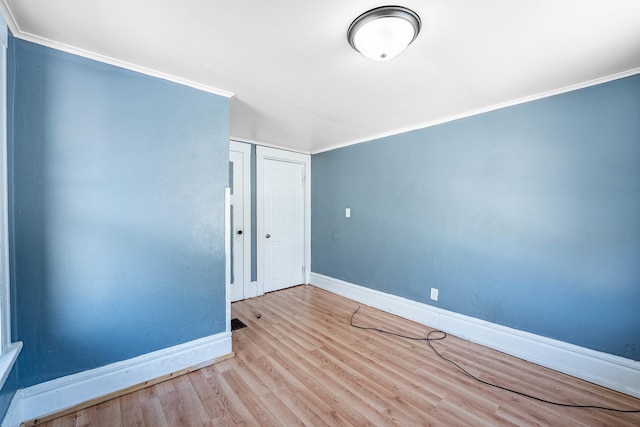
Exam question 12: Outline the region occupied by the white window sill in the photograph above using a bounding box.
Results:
[0,342,22,390]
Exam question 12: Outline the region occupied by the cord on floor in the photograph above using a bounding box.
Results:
[349,306,640,413]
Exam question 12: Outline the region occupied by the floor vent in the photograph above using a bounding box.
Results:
[231,318,247,331]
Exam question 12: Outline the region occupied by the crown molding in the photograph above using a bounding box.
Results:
[230,136,311,155]
[312,67,640,154]
[0,2,233,98]
[0,1,19,36]
[16,31,234,98]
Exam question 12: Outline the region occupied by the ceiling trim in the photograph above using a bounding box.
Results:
[312,67,640,155]
[0,1,234,98]
[0,1,18,34]
[13,32,235,98]
[230,137,311,155]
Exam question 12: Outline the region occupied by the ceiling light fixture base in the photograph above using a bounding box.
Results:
[347,5,421,61]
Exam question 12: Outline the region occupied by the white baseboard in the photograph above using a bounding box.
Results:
[2,332,232,427]
[310,272,640,399]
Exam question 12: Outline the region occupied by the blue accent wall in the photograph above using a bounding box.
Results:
[312,74,640,360]
[0,364,17,421]
[0,17,19,418]
[8,38,230,387]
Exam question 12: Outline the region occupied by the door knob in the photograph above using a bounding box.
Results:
[265,233,271,238]
[237,230,243,235]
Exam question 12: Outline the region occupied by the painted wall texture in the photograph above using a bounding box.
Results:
[0,364,17,421]
[0,16,18,418]
[312,74,640,361]
[8,38,230,387]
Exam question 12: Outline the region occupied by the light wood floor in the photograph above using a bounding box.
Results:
[39,285,640,426]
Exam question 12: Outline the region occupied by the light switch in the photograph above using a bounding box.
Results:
[345,208,351,218]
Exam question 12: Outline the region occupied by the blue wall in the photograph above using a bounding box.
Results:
[8,38,230,387]
[0,364,17,420]
[312,74,640,360]
[0,16,18,418]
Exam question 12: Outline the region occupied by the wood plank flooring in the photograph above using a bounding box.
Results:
[38,285,640,426]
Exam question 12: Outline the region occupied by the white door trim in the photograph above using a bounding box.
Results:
[256,146,310,296]
[224,188,231,330]
[229,141,252,300]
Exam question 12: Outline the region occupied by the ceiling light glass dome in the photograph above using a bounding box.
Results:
[348,6,421,61]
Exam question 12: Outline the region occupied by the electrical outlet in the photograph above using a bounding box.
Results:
[345,208,351,218]
[430,288,439,301]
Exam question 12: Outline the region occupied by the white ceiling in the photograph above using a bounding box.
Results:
[2,1,640,154]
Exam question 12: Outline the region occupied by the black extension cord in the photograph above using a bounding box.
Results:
[349,306,640,414]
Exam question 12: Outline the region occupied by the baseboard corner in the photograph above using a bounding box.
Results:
[3,331,231,427]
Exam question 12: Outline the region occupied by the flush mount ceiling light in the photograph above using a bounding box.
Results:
[347,5,421,61]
